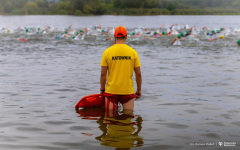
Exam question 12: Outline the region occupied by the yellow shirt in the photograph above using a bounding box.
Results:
[101,44,141,94]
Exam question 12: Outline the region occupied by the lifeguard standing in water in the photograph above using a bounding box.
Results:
[100,26,142,112]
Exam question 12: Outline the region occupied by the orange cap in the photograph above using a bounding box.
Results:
[114,26,127,37]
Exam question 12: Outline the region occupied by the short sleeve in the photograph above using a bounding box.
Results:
[134,52,141,67]
[100,51,108,66]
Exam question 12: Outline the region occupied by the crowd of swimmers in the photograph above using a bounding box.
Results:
[1,24,240,46]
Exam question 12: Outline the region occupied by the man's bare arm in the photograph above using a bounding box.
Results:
[100,66,107,93]
[134,67,142,99]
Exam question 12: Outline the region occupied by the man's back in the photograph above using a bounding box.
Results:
[101,44,141,95]
[100,26,142,111]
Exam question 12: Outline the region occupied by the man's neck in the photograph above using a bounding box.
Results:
[116,39,126,44]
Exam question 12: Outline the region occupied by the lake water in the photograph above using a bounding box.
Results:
[0,15,240,150]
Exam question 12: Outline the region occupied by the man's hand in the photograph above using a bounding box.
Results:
[135,90,141,99]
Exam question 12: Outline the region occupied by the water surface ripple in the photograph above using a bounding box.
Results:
[0,16,240,150]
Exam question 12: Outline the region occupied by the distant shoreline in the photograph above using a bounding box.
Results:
[1,8,240,16]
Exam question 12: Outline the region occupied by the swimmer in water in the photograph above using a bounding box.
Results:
[180,31,191,38]
[167,30,174,35]
[185,29,193,37]
[184,24,189,30]
[129,32,138,39]
[18,26,25,30]
[153,32,159,37]
[97,25,101,29]
[157,24,164,33]
[66,24,73,33]
[180,32,185,40]
[61,32,69,38]
[36,27,41,34]
[145,36,156,40]
[42,26,49,34]
[202,26,209,31]
[83,28,89,33]
[55,33,65,39]
[161,31,168,36]
[79,30,84,35]
[169,24,178,30]
[2,27,9,33]
[100,37,113,41]
[45,25,50,32]
[106,27,113,33]
[68,24,72,29]
[187,26,195,35]
[6,29,11,33]
[153,31,164,37]
[169,24,174,30]
[220,27,226,32]
[211,30,216,35]
[62,24,72,34]
[79,28,90,35]
[72,32,81,40]
[171,35,182,45]
[143,28,151,34]
[25,28,29,34]
[102,29,110,36]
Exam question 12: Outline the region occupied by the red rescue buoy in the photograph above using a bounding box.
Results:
[75,94,105,109]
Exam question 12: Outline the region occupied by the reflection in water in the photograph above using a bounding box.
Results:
[76,108,143,149]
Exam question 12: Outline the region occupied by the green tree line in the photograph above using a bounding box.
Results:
[0,0,240,15]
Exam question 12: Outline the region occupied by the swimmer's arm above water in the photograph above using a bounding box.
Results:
[157,24,164,32]
[171,38,178,45]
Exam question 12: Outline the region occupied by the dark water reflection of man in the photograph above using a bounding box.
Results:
[76,108,144,149]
